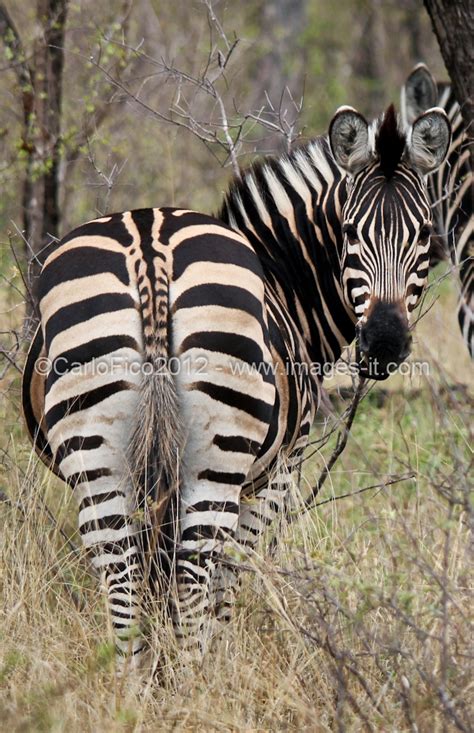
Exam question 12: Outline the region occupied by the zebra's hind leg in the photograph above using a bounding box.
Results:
[172,483,242,657]
[63,455,147,671]
[45,380,149,672]
[168,270,276,656]
[170,376,274,656]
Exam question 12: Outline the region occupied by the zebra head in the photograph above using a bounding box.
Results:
[329,104,451,379]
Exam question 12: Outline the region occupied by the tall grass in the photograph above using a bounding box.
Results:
[0,278,472,731]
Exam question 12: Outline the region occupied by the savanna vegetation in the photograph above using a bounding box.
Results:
[0,1,472,730]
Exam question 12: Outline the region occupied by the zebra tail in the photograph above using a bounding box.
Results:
[129,275,182,588]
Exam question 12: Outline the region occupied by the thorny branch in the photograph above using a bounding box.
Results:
[66,0,304,175]
[310,473,415,508]
[85,135,128,216]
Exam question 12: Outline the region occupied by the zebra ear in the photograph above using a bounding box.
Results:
[329,106,372,175]
[406,107,451,175]
[401,64,438,127]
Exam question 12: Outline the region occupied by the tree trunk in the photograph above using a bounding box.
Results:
[423,0,473,168]
[351,0,387,119]
[0,1,68,325]
[22,0,68,325]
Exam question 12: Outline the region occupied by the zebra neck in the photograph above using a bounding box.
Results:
[430,86,472,262]
[218,139,356,367]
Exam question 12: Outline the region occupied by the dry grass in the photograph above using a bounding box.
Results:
[0,271,472,732]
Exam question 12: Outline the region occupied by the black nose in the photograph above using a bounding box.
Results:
[359,301,412,379]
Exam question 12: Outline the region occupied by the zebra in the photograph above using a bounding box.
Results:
[22,103,450,671]
[401,63,473,357]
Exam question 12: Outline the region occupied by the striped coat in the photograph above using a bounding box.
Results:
[22,104,450,668]
[401,63,473,357]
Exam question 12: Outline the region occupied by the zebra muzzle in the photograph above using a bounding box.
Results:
[357,301,412,380]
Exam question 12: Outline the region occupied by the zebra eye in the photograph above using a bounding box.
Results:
[343,223,359,244]
[418,224,432,242]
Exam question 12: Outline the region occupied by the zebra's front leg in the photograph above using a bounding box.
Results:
[212,457,293,624]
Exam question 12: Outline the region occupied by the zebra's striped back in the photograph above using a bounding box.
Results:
[220,136,354,368]
[402,64,473,357]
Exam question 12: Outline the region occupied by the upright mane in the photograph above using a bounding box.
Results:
[375,104,406,179]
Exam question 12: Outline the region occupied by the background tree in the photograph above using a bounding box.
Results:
[423,0,473,171]
[0,4,472,730]
[0,0,67,324]
[0,0,132,325]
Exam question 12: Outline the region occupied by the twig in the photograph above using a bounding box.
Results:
[308,473,415,509]
[0,343,22,374]
[7,230,39,325]
[304,375,366,511]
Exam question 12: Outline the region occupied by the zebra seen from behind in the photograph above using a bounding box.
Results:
[401,63,473,357]
[22,103,450,672]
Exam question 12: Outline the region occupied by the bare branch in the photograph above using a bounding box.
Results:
[74,1,305,174]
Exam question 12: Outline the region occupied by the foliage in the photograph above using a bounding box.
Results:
[0,0,448,239]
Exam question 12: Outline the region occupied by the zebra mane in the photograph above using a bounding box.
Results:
[375,104,406,180]
[218,135,333,227]
[221,105,409,225]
